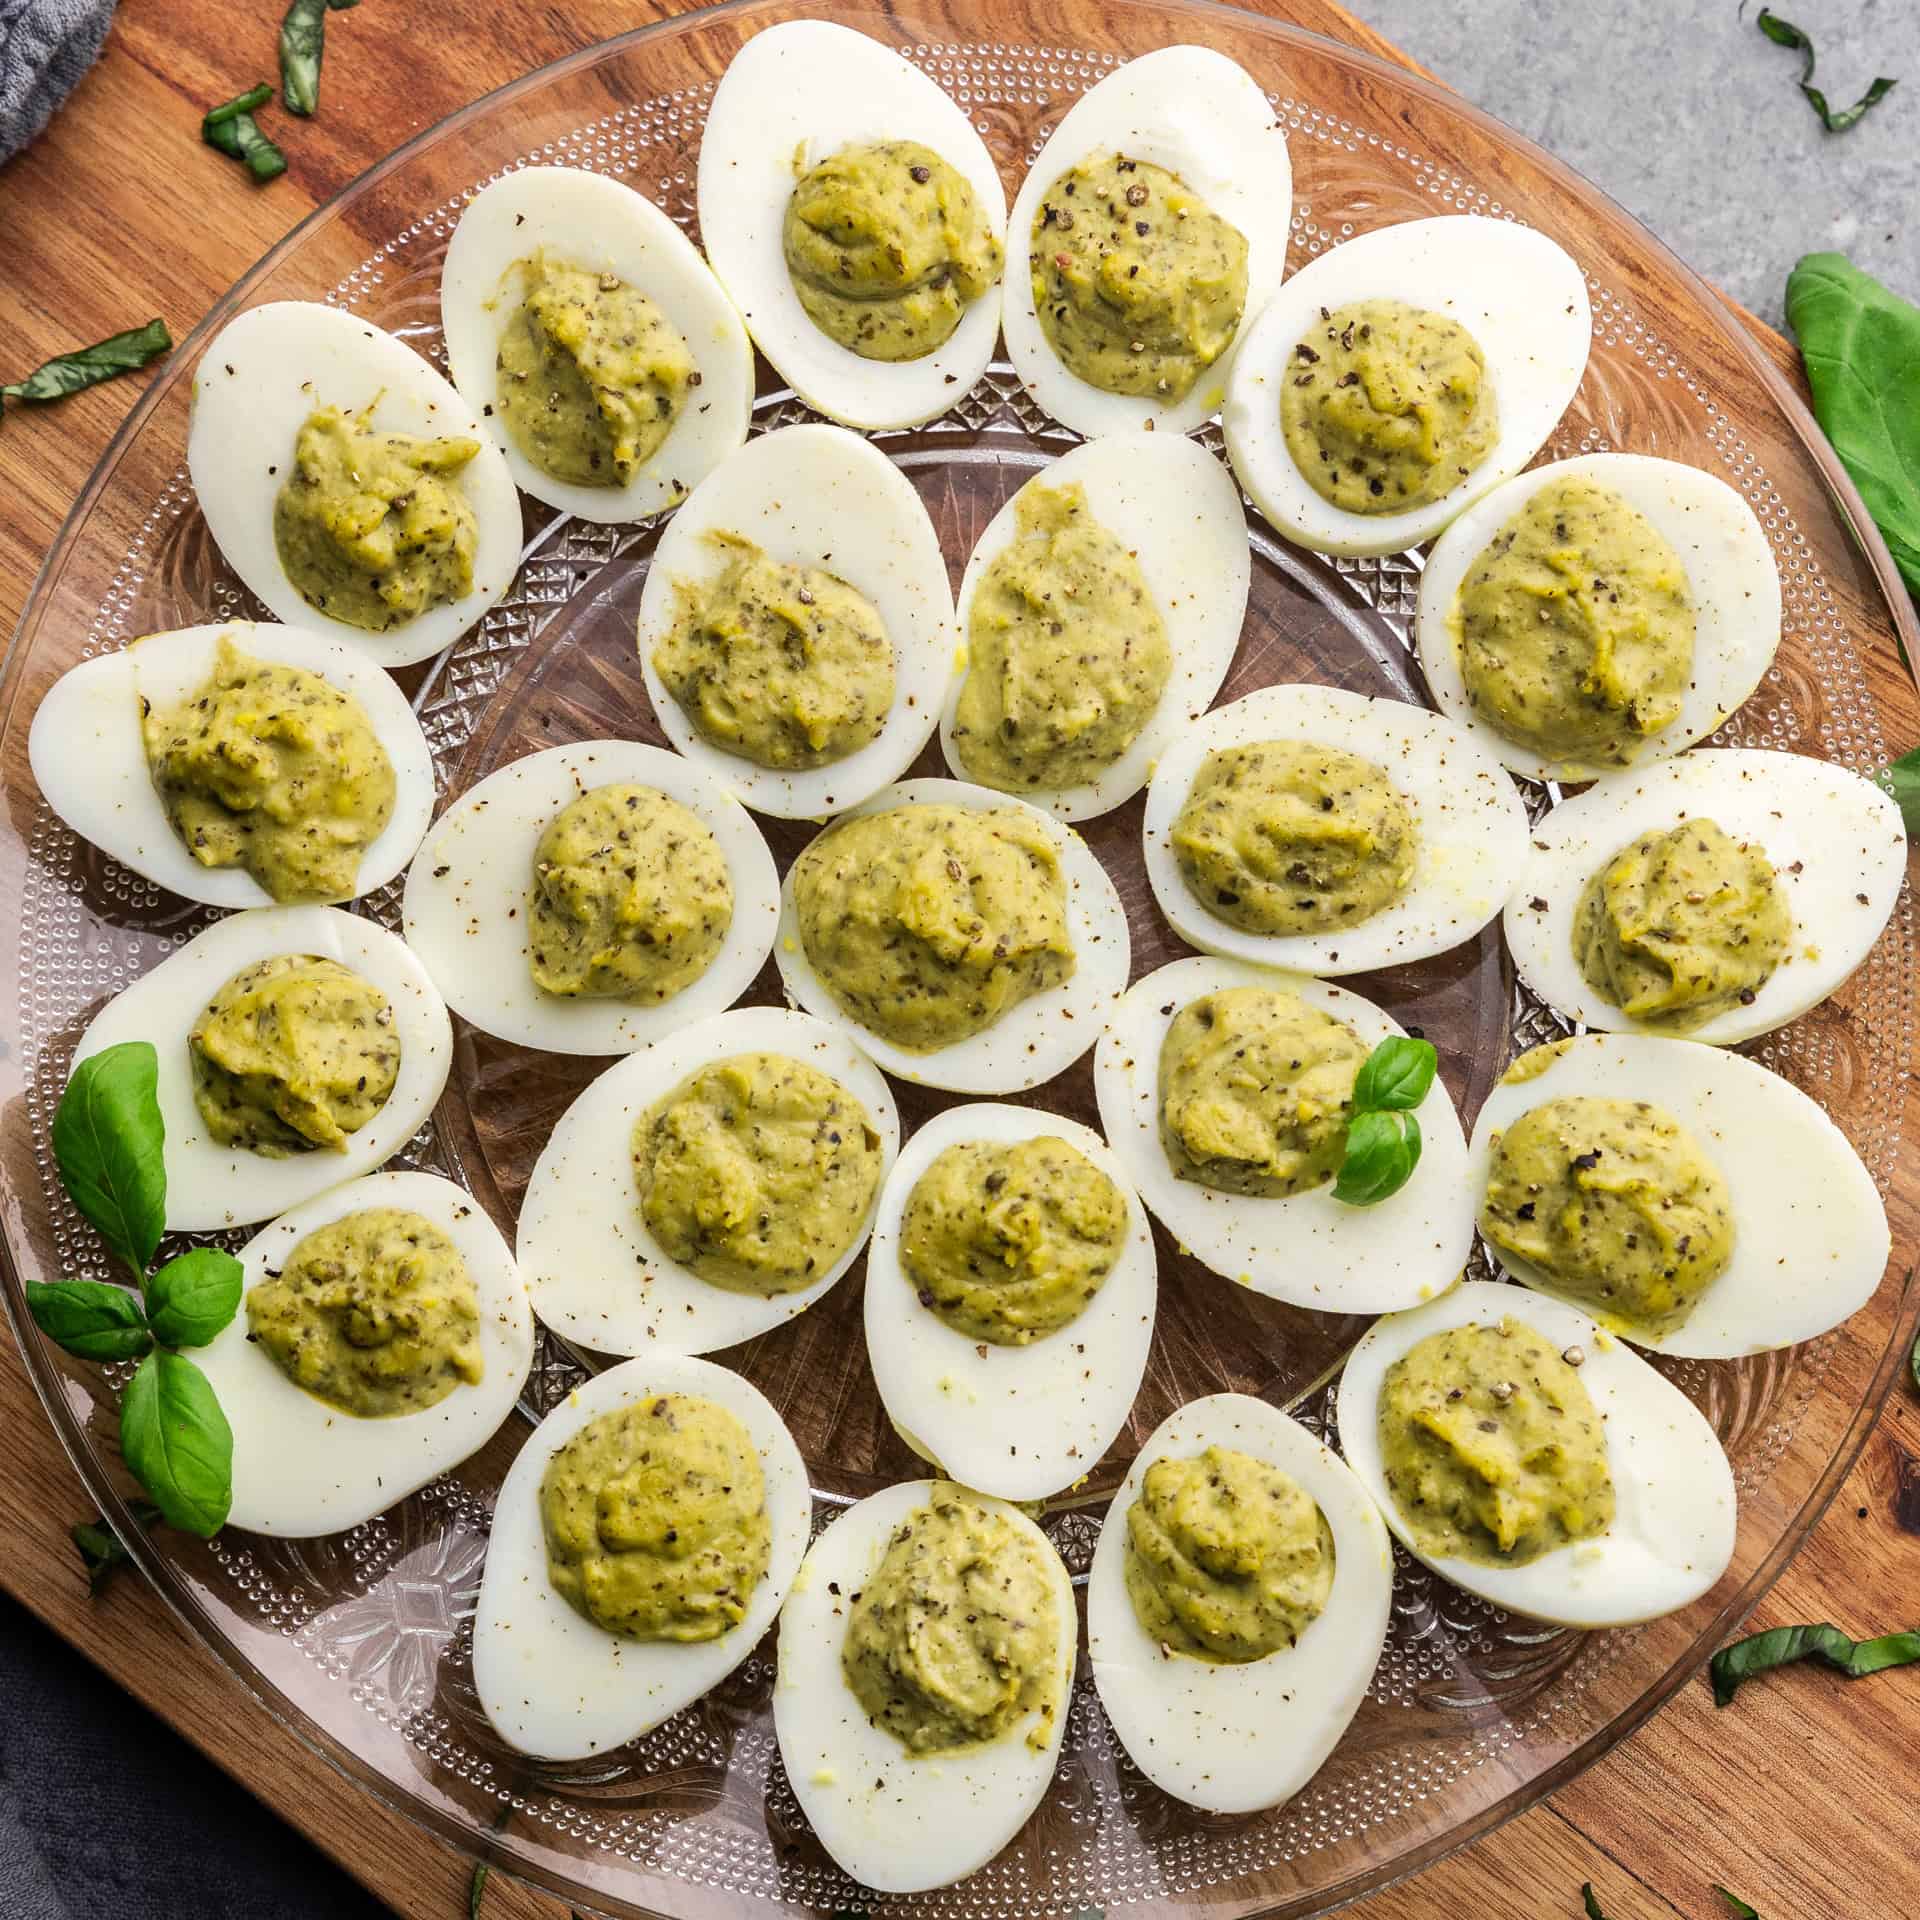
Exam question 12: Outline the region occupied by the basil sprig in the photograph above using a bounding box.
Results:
[203,84,288,181]
[1709,1619,1920,1705]
[0,320,172,422]
[1756,10,1897,133]
[280,0,359,118]
[71,1501,162,1595]
[27,1043,239,1539]
[1333,1035,1437,1206]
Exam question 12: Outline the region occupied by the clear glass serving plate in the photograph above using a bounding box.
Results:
[2,3,1916,1915]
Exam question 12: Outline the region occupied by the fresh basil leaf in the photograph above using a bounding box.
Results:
[145,1248,244,1349]
[1786,253,1920,603]
[25,1278,152,1362]
[1581,1888,1610,1920]
[52,1043,167,1280]
[202,87,288,181]
[1756,10,1897,131]
[1715,1890,1761,1919]
[1878,746,1920,835]
[70,1500,162,1596]
[0,319,173,419]
[118,1350,232,1537]
[1352,1035,1438,1113]
[1709,1619,1920,1705]
[1334,1107,1422,1206]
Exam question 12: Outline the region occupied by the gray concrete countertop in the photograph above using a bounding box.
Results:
[1347,0,1918,326]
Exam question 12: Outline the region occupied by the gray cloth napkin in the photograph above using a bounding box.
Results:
[0,0,115,164]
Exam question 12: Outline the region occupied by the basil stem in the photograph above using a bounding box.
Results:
[1710,1620,1920,1706]
[144,1247,245,1350]
[118,1350,233,1537]
[1756,11,1897,132]
[0,319,172,420]
[25,1277,152,1362]
[52,1042,167,1281]
[70,1500,162,1595]
[202,86,288,181]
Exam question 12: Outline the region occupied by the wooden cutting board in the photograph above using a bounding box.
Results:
[2,4,1916,1916]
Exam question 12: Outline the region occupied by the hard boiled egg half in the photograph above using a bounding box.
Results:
[197,1171,531,1536]
[939,434,1250,821]
[473,1351,810,1760]
[517,1005,898,1355]
[29,621,434,908]
[1087,1393,1390,1813]
[440,165,752,521]
[1004,46,1292,437]
[1337,1280,1737,1628]
[774,1480,1076,1893]
[1416,453,1781,783]
[71,904,451,1232]
[634,424,955,818]
[864,1103,1157,1501]
[1142,682,1528,974]
[697,21,1007,430]
[1224,216,1590,557]
[1470,1034,1890,1357]
[401,739,778,1055]
[187,302,522,668]
[1093,955,1474,1310]
[1504,746,1904,1045]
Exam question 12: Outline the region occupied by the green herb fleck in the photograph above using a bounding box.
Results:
[1756,10,1897,131]
[203,84,287,181]
[0,320,172,421]
[70,1501,162,1595]
[1334,1036,1436,1205]
[1710,1619,1920,1706]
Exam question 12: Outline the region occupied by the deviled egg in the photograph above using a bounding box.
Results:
[774,1480,1075,1893]
[440,166,753,522]
[1087,1393,1390,1813]
[1337,1280,1737,1628]
[401,740,778,1055]
[697,21,1007,430]
[1224,215,1590,557]
[197,1171,532,1536]
[29,621,433,909]
[1416,452,1781,783]
[1004,46,1291,438]
[70,905,451,1232]
[635,423,955,818]
[1504,746,1904,1044]
[864,1103,1156,1501]
[1094,955,1473,1310]
[940,434,1250,820]
[1470,1034,1890,1357]
[518,1005,898,1355]
[1142,682,1528,973]
[187,302,522,667]
[473,1351,810,1759]
[775,777,1131,1093]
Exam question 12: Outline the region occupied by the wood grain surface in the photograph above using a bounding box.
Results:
[1,4,1915,1917]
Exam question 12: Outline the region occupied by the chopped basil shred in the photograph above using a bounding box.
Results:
[0,319,172,421]
[1756,9,1898,131]
[1710,1619,1920,1705]
[1717,1890,1762,1919]
[203,84,287,181]
[279,0,359,117]
[1581,1889,1609,1920]
[1334,1035,1438,1206]
[70,1501,162,1596]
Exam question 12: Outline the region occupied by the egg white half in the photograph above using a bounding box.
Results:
[1086,1392,1390,1813]
[1470,1032,1890,1357]
[473,1351,811,1760]
[187,302,523,667]
[1004,46,1292,438]
[401,739,778,1055]
[70,905,451,1232]
[940,434,1250,821]
[1093,955,1473,1310]
[864,1103,1157,1501]
[28,621,434,909]
[196,1170,531,1536]
[1142,682,1528,973]
[1337,1279,1736,1627]
[440,165,752,521]
[1416,453,1782,783]
[518,1005,899,1356]
[1224,215,1591,557]
[696,21,1007,430]
[634,424,955,818]
[1505,747,1905,1045]
[774,777,1132,1093]
[774,1480,1076,1893]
